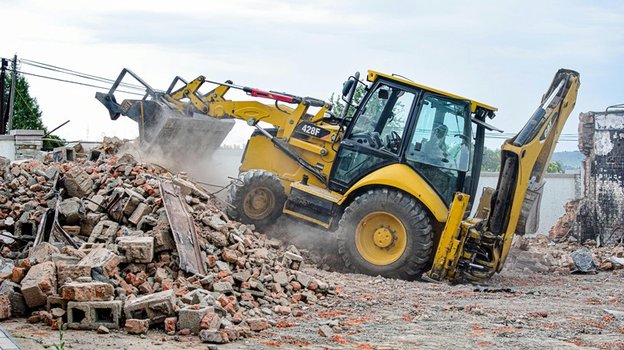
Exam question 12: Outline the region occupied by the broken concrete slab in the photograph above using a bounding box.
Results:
[123,289,176,325]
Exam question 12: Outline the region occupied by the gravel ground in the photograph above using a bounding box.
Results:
[3,267,623,350]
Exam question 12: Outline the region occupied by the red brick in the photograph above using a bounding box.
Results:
[164,317,177,335]
[11,267,26,283]
[200,311,221,331]
[60,281,113,301]
[0,295,11,319]
[125,318,149,334]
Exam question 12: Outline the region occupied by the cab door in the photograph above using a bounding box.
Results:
[329,81,418,192]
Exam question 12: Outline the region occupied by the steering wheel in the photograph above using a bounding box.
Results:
[351,131,384,149]
[383,131,402,153]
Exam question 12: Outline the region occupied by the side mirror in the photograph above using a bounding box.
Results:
[342,78,355,97]
[378,89,389,100]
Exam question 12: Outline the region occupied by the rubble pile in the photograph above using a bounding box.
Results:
[0,144,335,344]
[506,234,624,274]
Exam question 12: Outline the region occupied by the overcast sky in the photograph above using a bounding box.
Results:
[2,0,623,151]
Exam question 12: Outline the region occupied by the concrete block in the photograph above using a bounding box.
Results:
[88,220,119,244]
[123,289,176,325]
[178,306,211,334]
[20,261,57,308]
[61,281,113,301]
[67,300,122,330]
[117,236,154,263]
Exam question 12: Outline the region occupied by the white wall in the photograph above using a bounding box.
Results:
[473,172,582,235]
[0,136,15,161]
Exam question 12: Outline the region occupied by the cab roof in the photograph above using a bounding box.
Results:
[368,70,497,113]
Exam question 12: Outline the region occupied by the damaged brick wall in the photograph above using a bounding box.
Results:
[575,106,624,245]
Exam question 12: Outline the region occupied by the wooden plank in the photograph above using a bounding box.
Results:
[159,181,206,275]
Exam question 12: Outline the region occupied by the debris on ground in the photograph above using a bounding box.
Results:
[0,140,335,344]
[505,234,623,274]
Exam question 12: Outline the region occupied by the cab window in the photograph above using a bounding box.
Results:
[407,95,471,171]
[348,84,415,154]
[406,94,471,204]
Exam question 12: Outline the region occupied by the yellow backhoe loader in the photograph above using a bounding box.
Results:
[96,68,579,283]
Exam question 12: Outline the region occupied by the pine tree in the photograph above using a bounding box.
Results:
[3,72,45,131]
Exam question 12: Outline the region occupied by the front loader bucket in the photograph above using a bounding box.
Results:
[95,68,235,167]
[142,108,235,161]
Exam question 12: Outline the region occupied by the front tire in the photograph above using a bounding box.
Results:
[336,188,433,280]
[227,170,286,229]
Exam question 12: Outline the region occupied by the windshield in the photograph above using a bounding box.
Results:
[406,94,471,172]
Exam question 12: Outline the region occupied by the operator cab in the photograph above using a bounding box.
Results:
[329,71,498,207]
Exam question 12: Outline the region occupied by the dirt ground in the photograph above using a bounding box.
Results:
[3,266,623,350]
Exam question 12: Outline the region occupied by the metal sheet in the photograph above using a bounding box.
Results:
[160,181,206,275]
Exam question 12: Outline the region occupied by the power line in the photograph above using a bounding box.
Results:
[19,58,147,91]
[17,70,146,96]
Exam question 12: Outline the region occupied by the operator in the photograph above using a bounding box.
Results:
[422,124,449,164]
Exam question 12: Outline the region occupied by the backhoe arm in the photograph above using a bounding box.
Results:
[428,69,580,283]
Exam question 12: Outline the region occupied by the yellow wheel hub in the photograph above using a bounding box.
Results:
[373,227,393,248]
[243,187,275,220]
[355,211,407,266]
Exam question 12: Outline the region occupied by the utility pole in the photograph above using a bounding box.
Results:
[0,58,6,134]
[6,54,17,133]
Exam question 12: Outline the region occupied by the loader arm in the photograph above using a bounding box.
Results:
[428,69,580,283]
[96,69,338,182]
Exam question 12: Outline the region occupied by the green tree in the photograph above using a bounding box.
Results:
[481,147,501,172]
[329,84,366,119]
[547,161,565,174]
[3,69,63,148]
[3,72,45,130]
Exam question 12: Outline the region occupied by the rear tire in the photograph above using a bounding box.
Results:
[227,170,286,230]
[336,188,433,280]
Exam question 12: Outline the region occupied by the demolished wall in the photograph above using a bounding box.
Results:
[574,107,624,245]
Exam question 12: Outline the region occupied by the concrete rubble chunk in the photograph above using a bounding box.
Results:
[116,236,154,263]
[200,329,229,344]
[178,305,211,334]
[58,197,83,224]
[123,289,176,325]
[63,166,93,198]
[77,248,120,278]
[57,264,92,287]
[0,280,27,317]
[88,220,119,244]
[20,261,57,308]
[29,242,60,263]
[128,203,151,225]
